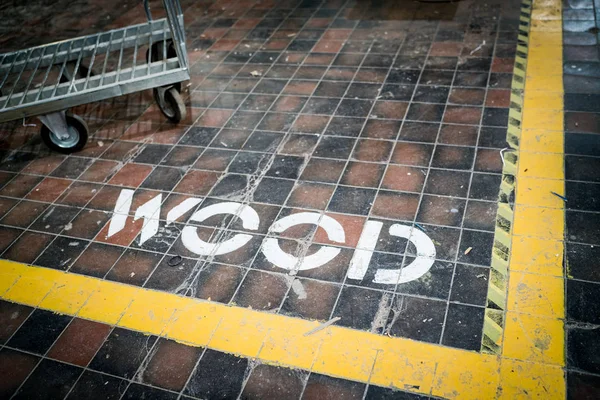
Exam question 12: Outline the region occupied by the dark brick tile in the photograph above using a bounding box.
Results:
[457,229,494,267]
[8,309,71,355]
[567,279,600,325]
[35,236,88,271]
[450,264,489,306]
[50,157,92,179]
[567,371,600,400]
[66,371,127,400]
[416,195,465,227]
[281,279,341,321]
[0,348,39,399]
[241,364,307,400]
[442,303,485,350]
[386,294,446,343]
[365,385,428,399]
[185,349,248,399]
[233,270,289,310]
[0,301,32,344]
[122,383,177,400]
[12,359,81,400]
[425,169,471,197]
[302,373,366,400]
[90,327,157,379]
[141,338,202,391]
[29,205,79,234]
[140,166,184,191]
[70,242,123,278]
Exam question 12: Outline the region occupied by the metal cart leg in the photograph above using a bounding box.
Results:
[38,110,89,154]
[147,40,186,123]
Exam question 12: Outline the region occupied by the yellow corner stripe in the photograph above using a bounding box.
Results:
[499,0,565,398]
[0,261,499,399]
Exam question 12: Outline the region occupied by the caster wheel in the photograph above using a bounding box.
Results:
[154,86,186,123]
[41,114,88,154]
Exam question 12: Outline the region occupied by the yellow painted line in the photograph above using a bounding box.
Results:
[0,0,567,398]
[0,261,500,399]
[498,0,566,398]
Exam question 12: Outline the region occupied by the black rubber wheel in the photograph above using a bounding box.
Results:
[154,86,186,123]
[40,114,88,154]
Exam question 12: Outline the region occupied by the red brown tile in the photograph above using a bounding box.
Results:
[313,39,344,53]
[283,80,318,96]
[314,213,366,248]
[106,249,163,286]
[340,162,385,188]
[3,231,54,264]
[443,106,482,125]
[417,195,465,227]
[485,89,511,108]
[323,29,352,40]
[287,182,335,210]
[1,200,48,228]
[70,242,123,278]
[291,115,330,134]
[108,163,153,188]
[101,141,141,161]
[21,155,65,175]
[25,177,72,202]
[281,279,341,321]
[430,42,463,56]
[141,338,202,391]
[173,170,221,196]
[0,197,17,219]
[491,57,514,73]
[67,209,111,240]
[47,319,111,366]
[95,217,143,247]
[300,158,346,183]
[80,160,120,183]
[196,109,234,128]
[0,348,39,398]
[475,148,503,173]
[449,88,486,106]
[0,301,32,344]
[0,226,21,253]
[439,124,478,146]
[352,139,393,162]
[57,182,102,207]
[391,142,434,166]
[382,165,426,192]
[371,101,408,120]
[361,119,401,140]
[372,190,420,220]
[0,174,42,198]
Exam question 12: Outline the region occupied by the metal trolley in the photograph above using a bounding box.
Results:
[0,0,190,153]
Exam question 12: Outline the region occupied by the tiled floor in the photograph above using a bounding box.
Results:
[563,0,600,398]
[0,0,581,398]
[1,305,434,399]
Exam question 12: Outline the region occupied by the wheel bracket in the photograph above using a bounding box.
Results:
[38,111,70,141]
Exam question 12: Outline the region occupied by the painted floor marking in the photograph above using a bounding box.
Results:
[108,190,438,282]
[0,0,566,398]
